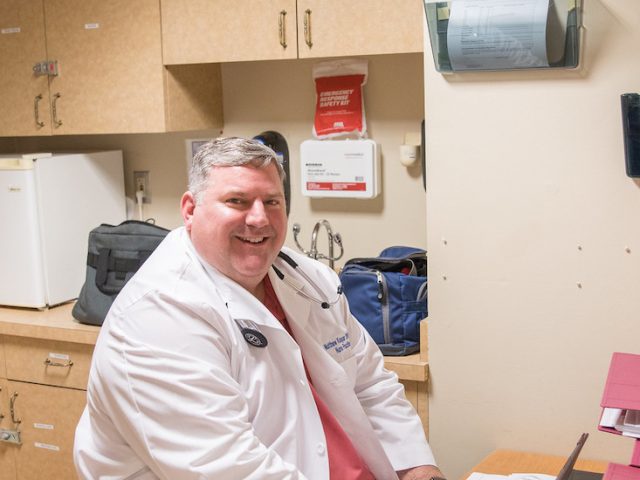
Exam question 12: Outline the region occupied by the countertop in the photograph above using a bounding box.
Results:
[0,302,99,345]
[0,303,428,382]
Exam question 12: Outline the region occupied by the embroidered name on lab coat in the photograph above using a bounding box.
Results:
[323,332,351,354]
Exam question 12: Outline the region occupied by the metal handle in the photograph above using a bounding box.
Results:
[0,386,4,420]
[34,94,45,128]
[278,10,287,48]
[52,92,62,127]
[9,393,20,425]
[44,358,74,368]
[303,9,313,48]
[293,221,344,270]
[292,223,312,257]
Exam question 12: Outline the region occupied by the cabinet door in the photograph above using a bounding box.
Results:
[0,379,18,480]
[43,0,167,134]
[297,0,424,59]
[10,381,85,480]
[0,0,52,136]
[161,0,298,64]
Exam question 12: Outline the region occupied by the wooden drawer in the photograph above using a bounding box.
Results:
[10,381,85,480]
[0,378,18,480]
[3,337,93,390]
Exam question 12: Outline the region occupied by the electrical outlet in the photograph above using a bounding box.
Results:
[133,171,151,203]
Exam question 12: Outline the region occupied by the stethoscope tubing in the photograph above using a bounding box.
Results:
[274,251,342,309]
[235,251,344,348]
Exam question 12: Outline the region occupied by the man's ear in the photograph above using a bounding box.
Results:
[181,191,196,231]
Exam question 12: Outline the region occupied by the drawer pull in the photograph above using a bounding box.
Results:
[304,9,313,48]
[34,94,45,128]
[9,393,20,425]
[52,92,62,127]
[44,358,74,368]
[279,10,287,48]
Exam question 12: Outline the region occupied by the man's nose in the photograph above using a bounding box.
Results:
[246,200,269,227]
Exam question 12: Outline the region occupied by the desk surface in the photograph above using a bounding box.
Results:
[468,449,608,477]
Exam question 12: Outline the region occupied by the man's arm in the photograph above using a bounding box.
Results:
[398,464,446,480]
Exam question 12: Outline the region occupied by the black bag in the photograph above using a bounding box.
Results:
[72,220,170,326]
[339,246,427,356]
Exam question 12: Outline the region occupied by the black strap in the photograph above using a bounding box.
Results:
[88,249,153,294]
[87,251,150,274]
[94,248,113,293]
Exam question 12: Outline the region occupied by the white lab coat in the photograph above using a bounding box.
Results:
[74,227,435,479]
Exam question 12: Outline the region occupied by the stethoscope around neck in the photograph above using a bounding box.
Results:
[272,251,343,310]
[234,251,343,348]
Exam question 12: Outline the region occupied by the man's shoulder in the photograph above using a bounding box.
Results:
[109,228,224,317]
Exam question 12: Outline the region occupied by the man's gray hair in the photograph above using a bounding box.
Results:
[188,137,286,204]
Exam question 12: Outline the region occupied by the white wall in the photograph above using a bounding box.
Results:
[424,1,640,477]
[10,53,426,264]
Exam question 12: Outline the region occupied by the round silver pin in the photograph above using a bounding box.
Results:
[241,328,268,348]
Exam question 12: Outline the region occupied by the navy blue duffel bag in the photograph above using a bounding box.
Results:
[339,246,427,356]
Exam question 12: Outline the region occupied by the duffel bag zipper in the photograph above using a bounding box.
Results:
[375,270,391,345]
[343,269,391,345]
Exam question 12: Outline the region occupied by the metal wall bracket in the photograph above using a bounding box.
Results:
[0,429,21,445]
[33,60,59,76]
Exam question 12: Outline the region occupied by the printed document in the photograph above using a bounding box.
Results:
[467,473,556,480]
[447,0,550,70]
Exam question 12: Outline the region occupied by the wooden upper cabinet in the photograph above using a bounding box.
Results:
[0,0,223,137]
[296,0,424,59]
[161,0,423,65]
[0,0,52,136]
[44,0,167,134]
[161,0,298,64]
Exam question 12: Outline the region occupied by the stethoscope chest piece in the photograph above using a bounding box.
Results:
[241,328,268,348]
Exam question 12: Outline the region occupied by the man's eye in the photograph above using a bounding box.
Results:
[226,198,244,205]
[266,199,281,206]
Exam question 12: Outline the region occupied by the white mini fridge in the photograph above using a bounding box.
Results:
[0,151,126,309]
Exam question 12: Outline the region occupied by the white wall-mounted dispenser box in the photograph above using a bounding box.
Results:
[300,139,380,198]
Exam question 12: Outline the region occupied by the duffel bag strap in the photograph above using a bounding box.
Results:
[94,248,112,291]
[88,249,153,291]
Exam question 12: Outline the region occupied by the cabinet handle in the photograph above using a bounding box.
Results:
[304,9,313,48]
[9,393,20,425]
[279,10,287,48]
[0,387,3,420]
[44,358,74,368]
[34,94,45,128]
[52,92,62,127]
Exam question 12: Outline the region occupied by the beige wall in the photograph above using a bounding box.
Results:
[9,53,426,265]
[424,1,640,477]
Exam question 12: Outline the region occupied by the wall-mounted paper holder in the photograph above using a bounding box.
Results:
[423,0,582,73]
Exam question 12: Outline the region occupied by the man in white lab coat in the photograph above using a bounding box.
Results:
[74,137,445,480]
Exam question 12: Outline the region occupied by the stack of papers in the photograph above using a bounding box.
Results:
[599,408,640,438]
[467,473,556,480]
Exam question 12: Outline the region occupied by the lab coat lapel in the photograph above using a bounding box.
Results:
[268,268,312,330]
[291,317,398,479]
[268,267,398,479]
[209,270,280,329]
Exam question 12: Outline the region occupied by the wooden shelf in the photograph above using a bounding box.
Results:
[384,353,429,382]
[383,320,430,382]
